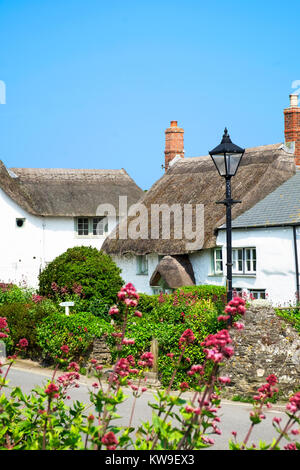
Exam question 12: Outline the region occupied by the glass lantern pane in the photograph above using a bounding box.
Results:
[211,154,226,176]
[225,153,243,176]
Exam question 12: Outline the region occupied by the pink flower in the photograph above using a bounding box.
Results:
[218,376,231,384]
[0,332,8,339]
[60,345,69,355]
[0,317,8,329]
[272,417,282,425]
[286,392,300,414]
[101,431,118,450]
[233,322,244,330]
[45,383,59,396]
[122,338,135,345]
[284,443,297,450]
[17,338,28,349]
[218,315,230,322]
[109,306,119,315]
[117,291,126,301]
[51,282,59,292]
[134,310,142,318]
[68,361,80,372]
[179,329,195,346]
[266,374,278,386]
[138,352,154,368]
[32,294,44,303]
[179,382,189,391]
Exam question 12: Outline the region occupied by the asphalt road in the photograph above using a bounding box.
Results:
[3,364,300,450]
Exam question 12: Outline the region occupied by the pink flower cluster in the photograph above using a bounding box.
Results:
[218,296,246,327]
[45,382,59,398]
[17,338,28,349]
[57,371,80,394]
[201,329,234,363]
[286,391,300,414]
[253,374,278,402]
[60,345,70,355]
[117,283,140,308]
[101,431,118,450]
[138,352,154,368]
[187,364,204,377]
[32,294,44,303]
[0,317,9,339]
[179,329,195,348]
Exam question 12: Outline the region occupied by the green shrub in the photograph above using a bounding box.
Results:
[122,298,220,388]
[0,300,56,358]
[38,246,124,307]
[0,284,34,306]
[176,285,227,316]
[36,312,114,365]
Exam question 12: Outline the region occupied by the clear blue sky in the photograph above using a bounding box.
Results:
[0,0,299,190]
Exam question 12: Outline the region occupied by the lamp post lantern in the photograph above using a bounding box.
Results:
[209,128,245,314]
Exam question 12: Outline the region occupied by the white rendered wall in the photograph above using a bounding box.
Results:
[0,188,118,289]
[111,253,159,294]
[189,227,298,306]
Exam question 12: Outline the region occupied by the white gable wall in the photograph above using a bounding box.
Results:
[0,188,118,289]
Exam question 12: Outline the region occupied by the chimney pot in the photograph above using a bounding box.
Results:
[290,94,299,108]
[170,120,178,127]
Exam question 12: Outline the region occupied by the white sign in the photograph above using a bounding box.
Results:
[59,301,74,316]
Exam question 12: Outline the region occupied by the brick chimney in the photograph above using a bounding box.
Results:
[284,94,300,166]
[164,121,184,171]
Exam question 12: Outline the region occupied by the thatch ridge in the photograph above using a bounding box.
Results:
[0,163,144,216]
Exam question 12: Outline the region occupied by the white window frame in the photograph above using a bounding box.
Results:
[249,289,265,299]
[244,248,256,274]
[75,217,108,238]
[232,248,244,274]
[136,255,148,275]
[213,248,223,274]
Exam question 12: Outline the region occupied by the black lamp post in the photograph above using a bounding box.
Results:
[209,128,245,311]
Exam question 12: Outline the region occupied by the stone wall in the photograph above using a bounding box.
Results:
[90,335,112,365]
[220,302,300,399]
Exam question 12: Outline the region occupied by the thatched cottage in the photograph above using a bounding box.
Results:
[103,94,300,306]
[0,163,143,287]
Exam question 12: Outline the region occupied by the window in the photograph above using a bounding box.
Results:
[249,289,265,300]
[245,248,256,273]
[213,247,257,275]
[232,249,243,273]
[76,217,108,237]
[233,287,266,300]
[93,217,104,235]
[77,217,89,236]
[136,255,148,275]
[213,248,223,273]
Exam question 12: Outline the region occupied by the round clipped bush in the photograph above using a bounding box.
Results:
[38,246,124,307]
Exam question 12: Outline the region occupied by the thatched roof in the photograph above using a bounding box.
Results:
[150,255,195,288]
[103,143,296,255]
[0,163,143,216]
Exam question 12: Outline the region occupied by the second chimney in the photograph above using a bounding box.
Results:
[164,121,184,171]
[284,94,300,166]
